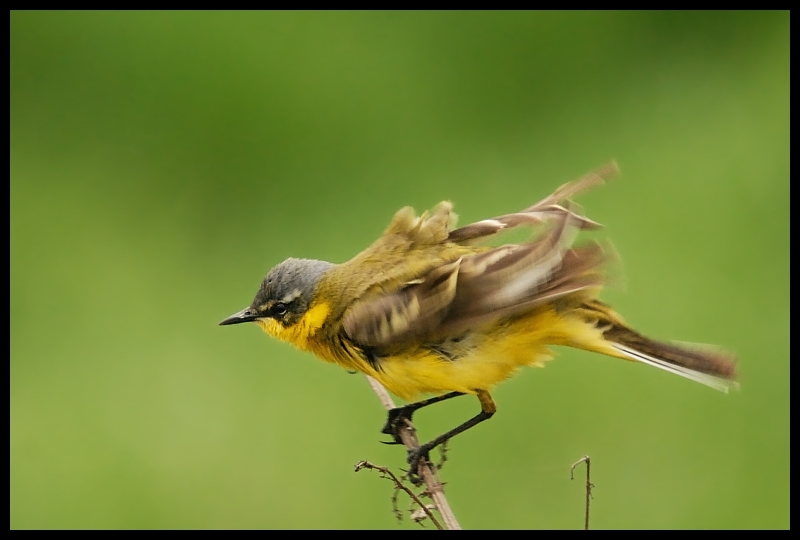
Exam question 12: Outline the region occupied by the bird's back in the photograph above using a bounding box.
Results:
[318,201,479,328]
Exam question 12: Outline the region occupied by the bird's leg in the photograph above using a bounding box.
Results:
[406,390,497,484]
[381,391,465,445]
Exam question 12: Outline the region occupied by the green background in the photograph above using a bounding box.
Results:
[11,11,789,529]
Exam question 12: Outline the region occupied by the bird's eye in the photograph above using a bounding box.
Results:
[273,303,287,317]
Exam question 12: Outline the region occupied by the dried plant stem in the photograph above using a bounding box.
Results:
[364,375,462,530]
[570,455,593,530]
[354,460,443,530]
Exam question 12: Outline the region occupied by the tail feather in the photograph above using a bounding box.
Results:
[605,325,738,393]
[572,300,739,392]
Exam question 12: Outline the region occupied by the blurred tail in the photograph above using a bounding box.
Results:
[604,325,738,392]
[574,300,738,392]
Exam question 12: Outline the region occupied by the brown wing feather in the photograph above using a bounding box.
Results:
[343,209,609,348]
[342,164,616,349]
[447,161,618,244]
[342,258,461,347]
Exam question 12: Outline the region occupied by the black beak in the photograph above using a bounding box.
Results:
[219,307,258,326]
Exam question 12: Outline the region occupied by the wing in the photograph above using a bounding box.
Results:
[343,208,609,348]
[330,162,618,314]
[341,163,616,348]
[447,161,618,244]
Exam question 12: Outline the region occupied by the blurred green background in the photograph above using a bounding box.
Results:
[11,11,788,529]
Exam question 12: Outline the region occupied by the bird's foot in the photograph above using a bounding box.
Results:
[406,443,434,486]
[380,406,415,445]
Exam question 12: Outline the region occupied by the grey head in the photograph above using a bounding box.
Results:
[219,258,337,327]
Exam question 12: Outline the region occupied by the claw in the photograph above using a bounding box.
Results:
[380,406,414,444]
[406,445,432,486]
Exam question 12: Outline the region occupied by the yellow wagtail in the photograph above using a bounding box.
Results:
[220,163,737,477]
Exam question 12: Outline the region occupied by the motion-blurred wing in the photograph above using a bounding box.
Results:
[343,210,609,348]
[447,161,618,244]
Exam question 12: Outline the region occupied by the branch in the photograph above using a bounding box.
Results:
[570,455,593,530]
[363,375,462,530]
[354,460,443,530]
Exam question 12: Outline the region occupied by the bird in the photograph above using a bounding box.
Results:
[220,162,737,480]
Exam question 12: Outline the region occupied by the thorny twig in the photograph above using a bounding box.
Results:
[570,455,593,530]
[435,440,449,470]
[354,460,444,530]
[362,376,462,530]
